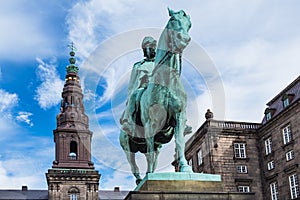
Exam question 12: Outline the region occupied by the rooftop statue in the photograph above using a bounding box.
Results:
[120,8,192,185]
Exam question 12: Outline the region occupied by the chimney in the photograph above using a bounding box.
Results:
[114,187,120,192]
[22,186,28,191]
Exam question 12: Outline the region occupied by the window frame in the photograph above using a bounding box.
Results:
[267,160,275,171]
[270,182,279,200]
[283,97,290,108]
[286,150,295,161]
[265,137,272,155]
[266,112,272,121]
[237,186,250,193]
[237,165,248,174]
[234,143,247,159]
[197,149,203,166]
[289,174,300,199]
[70,194,78,200]
[283,125,292,145]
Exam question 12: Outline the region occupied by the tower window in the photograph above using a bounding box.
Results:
[197,149,203,165]
[70,194,78,200]
[71,96,74,106]
[69,141,78,160]
[68,187,79,200]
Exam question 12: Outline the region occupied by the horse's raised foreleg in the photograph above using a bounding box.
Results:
[174,112,193,172]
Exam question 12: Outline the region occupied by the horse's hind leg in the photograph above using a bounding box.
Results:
[120,130,142,184]
[153,149,161,172]
[126,152,142,185]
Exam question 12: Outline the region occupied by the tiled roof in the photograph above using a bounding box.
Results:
[0,190,129,200]
[262,75,300,124]
[99,190,129,200]
[0,190,48,200]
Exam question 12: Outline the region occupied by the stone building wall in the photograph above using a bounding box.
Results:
[258,100,300,199]
[184,120,263,200]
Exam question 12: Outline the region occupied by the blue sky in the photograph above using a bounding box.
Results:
[1,0,300,191]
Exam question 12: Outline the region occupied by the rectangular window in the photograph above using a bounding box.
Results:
[283,98,290,108]
[188,159,193,166]
[265,137,272,155]
[234,143,246,158]
[286,150,295,161]
[289,174,300,199]
[237,165,248,173]
[197,149,203,165]
[270,182,279,200]
[283,125,292,144]
[238,186,250,193]
[266,112,272,121]
[267,160,275,170]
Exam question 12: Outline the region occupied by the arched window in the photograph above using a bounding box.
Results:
[68,187,79,200]
[70,194,78,200]
[69,141,78,160]
[71,96,74,107]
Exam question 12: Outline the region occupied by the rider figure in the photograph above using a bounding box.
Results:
[120,36,157,132]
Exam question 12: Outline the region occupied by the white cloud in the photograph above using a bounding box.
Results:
[0,89,18,113]
[0,1,62,60]
[16,112,33,127]
[34,58,64,110]
[210,36,300,121]
[0,152,52,189]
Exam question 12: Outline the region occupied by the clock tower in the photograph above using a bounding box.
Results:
[46,44,100,200]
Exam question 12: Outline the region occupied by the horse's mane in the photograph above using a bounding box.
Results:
[154,28,169,67]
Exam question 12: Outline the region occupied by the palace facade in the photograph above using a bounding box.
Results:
[177,75,300,200]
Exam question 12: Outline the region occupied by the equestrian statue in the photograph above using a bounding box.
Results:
[120,8,193,185]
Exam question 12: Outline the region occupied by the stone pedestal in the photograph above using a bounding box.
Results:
[124,172,255,200]
[135,172,223,192]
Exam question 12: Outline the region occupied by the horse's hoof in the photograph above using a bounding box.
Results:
[136,178,143,185]
[180,164,193,173]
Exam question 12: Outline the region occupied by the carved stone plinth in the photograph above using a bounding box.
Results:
[135,172,223,192]
[124,172,255,200]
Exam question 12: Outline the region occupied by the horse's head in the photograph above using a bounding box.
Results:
[166,8,191,54]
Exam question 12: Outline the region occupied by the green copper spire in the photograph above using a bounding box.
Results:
[66,42,79,73]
